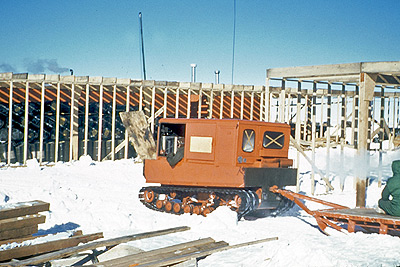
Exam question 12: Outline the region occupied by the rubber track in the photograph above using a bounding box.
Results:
[139,186,259,219]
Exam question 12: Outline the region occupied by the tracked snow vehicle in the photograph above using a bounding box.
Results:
[135,117,297,218]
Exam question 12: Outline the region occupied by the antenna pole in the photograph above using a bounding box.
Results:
[139,12,147,80]
[231,0,236,84]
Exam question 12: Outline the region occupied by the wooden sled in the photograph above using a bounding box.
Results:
[270,186,400,235]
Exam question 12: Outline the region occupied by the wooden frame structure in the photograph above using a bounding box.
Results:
[0,73,267,165]
[267,61,400,205]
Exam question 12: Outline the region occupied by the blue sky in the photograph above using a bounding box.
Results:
[1,1,399,85]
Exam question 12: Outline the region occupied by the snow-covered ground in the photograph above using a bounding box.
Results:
[1,146,400,266]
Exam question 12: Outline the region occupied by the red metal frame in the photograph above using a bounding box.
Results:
[270,186,400,235]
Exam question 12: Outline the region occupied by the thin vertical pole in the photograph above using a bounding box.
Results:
[264,79,270,122]
[187,88,191,119]
[230,90,234,118]
[240,91,244,120]
[111,84,117,161]
[124,85,131,159]
[175,88,180,118]
[151,86,155,132]
[23,81,29,165]
[340,84,346,191]
[55,82,60,162]
[139,12,147,80]
[379,86,385,188]
[311,81,317,195]
[303,95,308,141]
[39,81,45,164]
[341,84,346,142]
[7,80,13,165]
[198,89,203,119]
[279,80,286,123]
[209,88,214,119]
[259,90,264,121]
[219,91,224,119]
[139,85,143,111]
[97,84,104,161]
[354,85,359,149]
[250,91,254,120]
[327,83,332,191]
[295,81,302,192]
[69,83,75,162]
[84,84,89,156]
[164,87,168,118]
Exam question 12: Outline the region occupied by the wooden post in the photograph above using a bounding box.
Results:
[319,94,324,138]
[340,84,346,142]
[163,87,168,118]
[151,86,155,132]
[279,79,286,123]
[55,82,61,162]
[311,81,317,194]
[84,83,90,156]
[250,91,254,120]
[97,83,104,162]
[139,84,143,112]
[39,81,45,164]
[219,90,224,119]
[326,83,332,191]
[303,95,308,141]
[340,84,346,191]
[187,88,191,119]
[7,80,13,165]
[125,85,131,159]
[264,78,270,122]
[230,89,234,118]
[354,85,359,149]
[378,86,385,188]
[356,73,375,207]
[295,81,302,192]
[198,88,203,119]
[209,87,214,119]
[111,84,117,161]
[23,81,29,165]
[240,90,244,120]
[70,83,82,161]
[175,88,179,118]
[260,88,264,121]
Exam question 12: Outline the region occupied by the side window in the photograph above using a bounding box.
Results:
[263,131,284,149]
[242,129,255,152]
[158,123,185,156]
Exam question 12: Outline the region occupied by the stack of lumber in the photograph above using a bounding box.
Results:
[0,200,103,264]
[0,200,49,241]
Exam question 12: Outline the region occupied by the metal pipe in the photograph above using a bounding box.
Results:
[191,64,197,83]
[214,70,220,84]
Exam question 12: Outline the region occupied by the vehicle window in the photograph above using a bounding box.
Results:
[263,131,284,149]
[242,129,255,152]
[158,123,185,156]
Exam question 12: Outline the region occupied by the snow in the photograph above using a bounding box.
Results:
[1,148,400,266]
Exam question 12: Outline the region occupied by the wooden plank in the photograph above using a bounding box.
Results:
[3,226,190,266]
[0,225,37,241]
[0,232,103,262]
[0,230,83,247]
[0,200,49,220]
[267,62,362,79]
[92,238,217,267]
[138,236,278,267]
[0,214,46,232]
[119,110,157,160]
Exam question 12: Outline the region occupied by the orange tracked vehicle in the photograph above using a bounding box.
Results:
[138,118,297,219]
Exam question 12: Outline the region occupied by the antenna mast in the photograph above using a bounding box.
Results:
[139,12,147,80]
